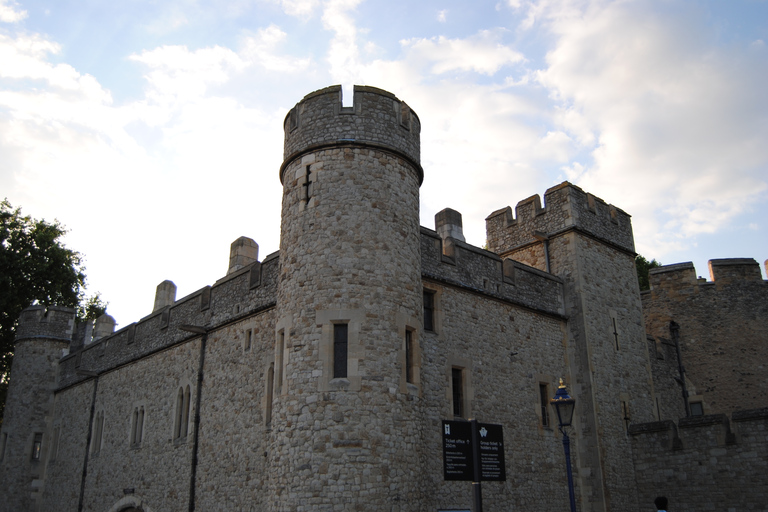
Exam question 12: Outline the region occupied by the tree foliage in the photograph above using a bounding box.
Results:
[636,254,662,291]
[0,199,106,422]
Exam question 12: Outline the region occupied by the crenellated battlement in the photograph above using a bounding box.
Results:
[646,258,767,298]
[486,181,634,256]
[281,85,422,184]
[421,226,565,318]
[708,258,765,284]
[15,305,76,342]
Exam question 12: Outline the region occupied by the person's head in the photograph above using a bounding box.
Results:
[654,496,668,510]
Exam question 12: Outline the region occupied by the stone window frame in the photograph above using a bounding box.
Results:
[688,395,705,416]
[130,401,147,449]
[293,154,323,213]
[423,284,444,334]
[264,362,275,428]
[244,328,253,352]
[447,355,472,419]
[31,432,43,461]
[317,309,364,393]
[173,382,192,443]
[397,311,421,395]
[535,374,556,430]
[274,318,290,397]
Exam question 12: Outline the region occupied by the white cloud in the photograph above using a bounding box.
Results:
[401,30,525,76]
[0,0,26,23]
[130,45,245,103]
[240,24,312,72]
[278,0,321,18]
[437,9,447,22]
[530,0,768,256]
[0,34,112,103]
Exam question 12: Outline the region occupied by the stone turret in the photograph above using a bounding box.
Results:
[270,85,423,509]
[0,305,75,512]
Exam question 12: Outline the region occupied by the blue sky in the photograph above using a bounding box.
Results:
[2,0,767,326]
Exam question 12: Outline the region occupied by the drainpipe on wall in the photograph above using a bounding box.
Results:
[669,321,690,417]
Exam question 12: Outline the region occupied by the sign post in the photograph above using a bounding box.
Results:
[470,419,483,512]
[442,420,506,512]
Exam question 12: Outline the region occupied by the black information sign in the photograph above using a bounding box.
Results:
[442,420,474,481]
[442,420,506,482]
[477,423,505,482]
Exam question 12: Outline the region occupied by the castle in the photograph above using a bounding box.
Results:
[1,85,766,512]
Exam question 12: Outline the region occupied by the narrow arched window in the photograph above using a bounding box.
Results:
[173,386,191,440]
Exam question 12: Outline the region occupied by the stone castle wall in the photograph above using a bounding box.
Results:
[630,408,768,511]
[642,258,768,416]
[2,85,766,512]
[191,311,276,511]
[418,278,574,511]
[77,340,201,512]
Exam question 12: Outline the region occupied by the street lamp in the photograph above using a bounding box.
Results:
[551,378,577,512]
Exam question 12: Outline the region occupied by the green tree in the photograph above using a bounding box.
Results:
[0,199,106,423]
[635,254,662,291]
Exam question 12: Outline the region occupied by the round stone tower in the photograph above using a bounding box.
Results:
[0,305,75,512]
[269,85,424,510]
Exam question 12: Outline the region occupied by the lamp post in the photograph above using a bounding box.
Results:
[551,378,577,512]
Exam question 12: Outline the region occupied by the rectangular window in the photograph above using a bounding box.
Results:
[0,432,7,461]
[539,384,550,427]
[405,330,413,384]
[452,368,464,418]
[31,433,43,461]
[423,291,435,332]
[245,329,252,351]
[333,324,348,379]
[690,402,704,416]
